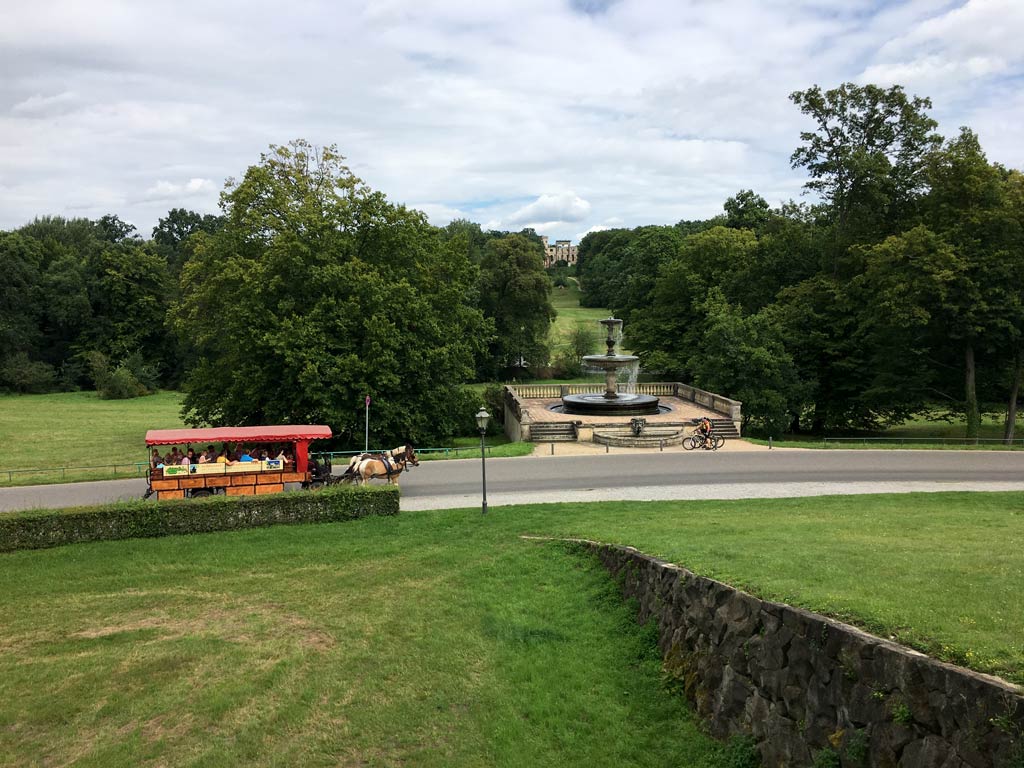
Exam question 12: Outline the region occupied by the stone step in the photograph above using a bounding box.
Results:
[690,418,741,439]
[529,423,578,442]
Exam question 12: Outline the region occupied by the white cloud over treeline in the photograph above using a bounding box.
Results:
[1,0,1022,241]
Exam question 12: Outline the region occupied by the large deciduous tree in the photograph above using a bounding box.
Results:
[152,208,223,277]
[920,128,1023,437]
[790,83,941,250]
[172,140,490,445]
[477,233,555,378]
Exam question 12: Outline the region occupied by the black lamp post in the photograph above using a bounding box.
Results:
[475,407,490,515]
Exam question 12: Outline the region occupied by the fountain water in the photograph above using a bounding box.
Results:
[561,317,660,416]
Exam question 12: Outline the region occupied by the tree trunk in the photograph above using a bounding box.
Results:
[1004,348,1022,444]
[965,342,980,440]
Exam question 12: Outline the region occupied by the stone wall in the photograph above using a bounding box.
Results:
[583,541,1024,768]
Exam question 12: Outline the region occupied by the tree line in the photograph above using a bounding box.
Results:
[0,141,556,445]
[577,83,1024,439]
[5,82,1020,443]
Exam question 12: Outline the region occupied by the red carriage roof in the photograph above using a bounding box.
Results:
[145,425,332,446]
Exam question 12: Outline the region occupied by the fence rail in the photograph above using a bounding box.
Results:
[511,383,681,399]
[819,437,1024,446]
[2,463,150,484]
[312,446,494,462]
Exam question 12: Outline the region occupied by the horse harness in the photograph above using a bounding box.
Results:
[359,446,414,477]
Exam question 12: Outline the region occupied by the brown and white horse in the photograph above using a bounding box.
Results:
[343,444,418,485]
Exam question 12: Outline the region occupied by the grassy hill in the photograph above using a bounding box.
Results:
[1,491,1021,765]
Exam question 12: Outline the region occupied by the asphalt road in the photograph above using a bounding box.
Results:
[3,449,1024,513]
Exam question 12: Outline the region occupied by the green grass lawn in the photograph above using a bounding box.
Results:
[0,391,186,485]
[1,492,1021,766]
[885,410,1018,440]
[549,281,611,355]
[0,393,534,486]
[747,409,1024,449]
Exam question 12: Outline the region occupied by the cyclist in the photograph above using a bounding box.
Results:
[697,416,714,449]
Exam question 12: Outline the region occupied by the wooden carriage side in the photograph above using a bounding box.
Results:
[145,425,332,501]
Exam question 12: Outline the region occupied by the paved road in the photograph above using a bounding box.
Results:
[3,449,1024,513]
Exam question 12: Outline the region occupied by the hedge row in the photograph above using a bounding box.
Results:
[0,485,400,553]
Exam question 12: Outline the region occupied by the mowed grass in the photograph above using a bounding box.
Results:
[886,411,1021,440]
[549,281,610,356]
[0,391,186,485]
[1,492,1022,766]
[748,411,1024,449]
[0,392,534,485]
[0,509,722,767]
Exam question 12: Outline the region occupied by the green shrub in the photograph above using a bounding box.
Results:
[482,383,506,426]
[0,485,399,552]
[123,350,160,391]
[891,701,913,725]
[84,350,148,399]
[99,364,148,399]
[721,734,761,768]
[0,352,57,394]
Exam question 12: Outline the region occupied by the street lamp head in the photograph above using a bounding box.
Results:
[475,407,490,433]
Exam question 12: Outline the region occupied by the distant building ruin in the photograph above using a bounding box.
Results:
[540,236,578,268]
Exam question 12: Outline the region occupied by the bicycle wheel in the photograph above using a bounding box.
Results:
[711,435,725,450]
[682,436,697,450]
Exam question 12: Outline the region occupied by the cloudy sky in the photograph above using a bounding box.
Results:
[3,0,1023,241]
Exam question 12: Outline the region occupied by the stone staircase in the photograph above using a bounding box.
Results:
[708,418,741,439]
[529,422,578,442]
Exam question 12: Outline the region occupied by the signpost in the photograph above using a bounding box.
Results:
[365,395,370,452]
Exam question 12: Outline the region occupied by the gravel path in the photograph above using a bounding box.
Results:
[401,480,1024,511]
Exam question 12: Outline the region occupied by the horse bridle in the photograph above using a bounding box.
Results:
[402,444,419,470]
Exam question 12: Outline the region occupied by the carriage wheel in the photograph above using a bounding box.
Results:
[190,488,213,498]
[309,480,325,491]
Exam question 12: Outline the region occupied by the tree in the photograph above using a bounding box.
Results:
[0,233,55,392]
[96,214,140,243]
[858,226,967,421]
[692,291,807,435]
[576,229,633,308]
[477,233,555,378]
[172,140,490,445]
[0,233,44,357]
[616,226,684,329]
[921,128,1019,437]
[80,241,171,374]
[440,219,487,265]
[626,226,755,378]
[723,190,772,232]
[152,208,222,276]
[790,83,941,248]
[999,170,1024,440]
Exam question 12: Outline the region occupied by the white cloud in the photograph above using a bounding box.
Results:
[12,91,81,116]
[507,193,592,226]
[1,0,1022,241]
[575,224,612,241]
[142,177,216,201]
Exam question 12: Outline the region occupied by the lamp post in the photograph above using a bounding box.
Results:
[475,407,490,515]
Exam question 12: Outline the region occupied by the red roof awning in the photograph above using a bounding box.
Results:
[145,425,332,446]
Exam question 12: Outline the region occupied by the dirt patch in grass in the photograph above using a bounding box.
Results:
[68,603,335,652]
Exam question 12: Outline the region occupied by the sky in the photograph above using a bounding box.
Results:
[2,0,1023,242]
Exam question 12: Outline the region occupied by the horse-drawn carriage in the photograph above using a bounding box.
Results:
[144,425,418,500]
[144,425,331,500]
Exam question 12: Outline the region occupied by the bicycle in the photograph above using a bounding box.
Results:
[682,430,724,451]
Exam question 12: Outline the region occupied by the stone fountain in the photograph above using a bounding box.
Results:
[560,317,660,416]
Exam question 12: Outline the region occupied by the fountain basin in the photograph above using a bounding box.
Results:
[560,392,661,416]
